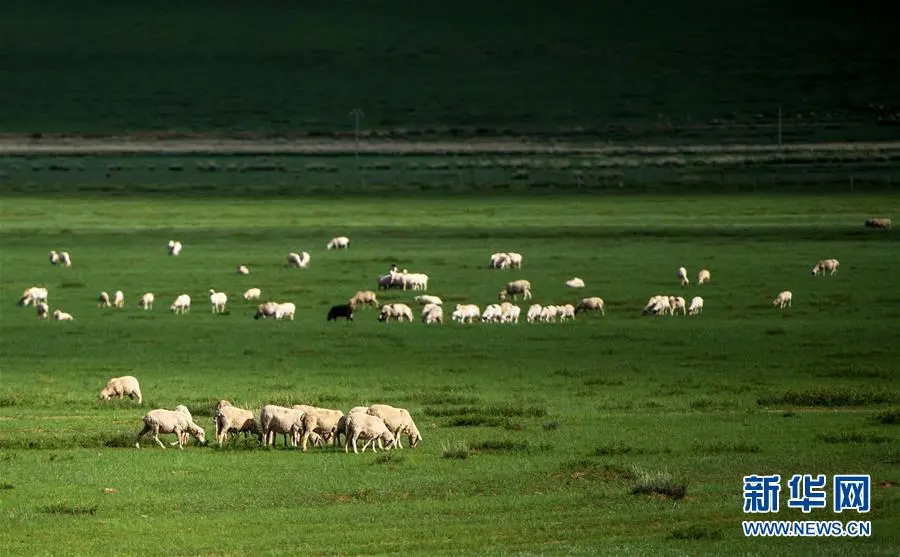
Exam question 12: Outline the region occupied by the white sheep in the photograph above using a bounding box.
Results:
[275,302,295,320]
[526,303,543,323]
[451,304,481,324]
[349,290,379,309]
[688,296,704,315]
[243,288,262,301]
[490,252,511,269]
[138,292,154,310]
[500,302,520,324]
[379,303,413,322]
[36,301,50,319]
[135,407,205,449]
[326,236,350,250]
[49,250,59,265]
[114,290,125,308]
[401,271,429,291]
[214,401,262,445]
[167,240,183,256]
[558,304,576,321]
[677,266,689,286]
[345,413,396,454]
[59,251,72,267]
[498,279,532,302]
[170,294,191,314]
[98,291,112,308]
[259,404,305,447]
[669,296,686,315]
[507,252,523,268]
[287,251,310,268]
[209,289,228,313]
[237,265,250,275]
[812,259,839,276]
[565,277,585,289]
[18,286,48,307]
[643,295,670,315]
[98,376,142,404]
[773,290,793,309]
[414,295,442,306]
[366,404,422,449]
[300,407,345,450]
[539,305,559,323]
[53,309,74,321]
[575,297,605,316]
[421,303,444,324]
[254,301,279,320]
[481,303,503,323]
[335,406,370,448]
[698,269,711,285]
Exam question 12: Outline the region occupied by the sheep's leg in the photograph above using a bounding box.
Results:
[351,434,360,454]
[152,428,167,450]
[135,424,151,448]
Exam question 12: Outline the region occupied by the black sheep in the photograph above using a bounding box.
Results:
[327,304,354,321]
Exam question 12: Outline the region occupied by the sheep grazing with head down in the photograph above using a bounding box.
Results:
[98,291,112,308]
[677,267,689,287]
[366,404,422,449]
[237,265,250,275]
[135,406,205,449]
[259,404,305,447]
[36,302,50,319]
[345,413,396,454]
[490,252,511,269]
[773,290,792,309]
[59,251,72,267]
[575,297,605,316]
[214,400,262,445]
[697,269,711,285]
[49,250,59,265]
[254,302,279,320]
[349,290,379,309]
[421,303,443,324]
[498,279,532,302]
[170,294,191,315]
[300,407,345,450]
[99,375,143,404]
[114,290,125,308]
[864,218,892,229]
[287,251,310,268]
[327,304,354,321]
[19,286,49,307]
[688,296,704,315]
[138,292,154,310]
[243,288,262,301]
[812,259,839,276]
[167,240,183,256]
[326,236,350,250]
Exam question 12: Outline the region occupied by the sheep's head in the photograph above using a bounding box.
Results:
[407,425,422,448]
[381,431,396,450]
[190,425,207,444]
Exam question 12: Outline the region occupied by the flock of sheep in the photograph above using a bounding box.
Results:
[99,375,420,453]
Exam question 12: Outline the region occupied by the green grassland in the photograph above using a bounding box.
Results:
[1,186,899,555]
[1,1,898,142]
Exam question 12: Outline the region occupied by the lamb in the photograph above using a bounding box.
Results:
[451,304,481,324]
[490,252,511,269]
[335,406,370,448]
[327,303,354,321]
[499,302,520,324]
[379,303,413,322]
[254,301,279,320]
[366,404,422,449]
[812,259,840,276]
[36,302,50,319]
[49,250,59,265]
[18,286,48,307]
[287,251,310,268]
[209,289,228,313]
[114,290,125,308]
[526,304,543,323]
[170,294,191,314]
[300,407,345,450]
[326,236,350,250]
[677,266,689,286]
[669,296,687,315]
[421,303,443,324]
[135,407,206,449]
[507,252,523,269]
[243,288,262,301]
[98,291,112,308]
[59,251,72,267]
[697,269,711,285]
[167,240,183,256]
[498,279,532,302]
[138,292,154,310]
[864,218,892,229]
[275,302,296,320]
[214,401,262,445]
[237,265,250,275]
[688,296,704,315]
[414,295,442,306]
[575,297,605,316]
[349,290,379,309]
[345,413,396,454]
[53,309,74,321]
[565,277,585,289]
[259,404,305,447]
[98,375,143,404]
[773,290,793,309]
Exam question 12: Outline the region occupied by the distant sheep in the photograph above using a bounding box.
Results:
[275,302,296,320]
[558,304,576,321]
[167,240,182,256]
[812,259,839,276]
[575,297,605,316]
[865,218,892,229]
[498,279,532,302]
[209,289,228,313]
[237,265,250,275]
[287,251,310,268]
[526,304,543,323]
[499,302,520,324]
[349,290,379,309]
[688,296,704,315]
[643,295,670,315]
[379,303,413,322]
[414,295,442,306]
[114,290,125,308]
[490,252,511,269]
[451,304,481,324]
[170,294,191,315]
[138,292,154,310]
[53,309,74,321]
[327,303,354,321]
[482,303,503,323]
[698,269,711,285]
[336,406,370,448]
[507,252,523,268]
[243,288,261,301]
[98,291,112,308]
[19,286,48,307]
[36,302,50,319]
[98,375,142,404]
[60,251,72,267]
[300,407,345,450]
[773,290,792,309]
[254,302,279,320]
[345,413,396,454]
[565,277,585,289]
[669,296,686,315]
[421,303,443,324]
[367,404,422,449]
[136,407,205,449]
[49,250,59,265]
[677,266,689,287]
[326,236,350,250]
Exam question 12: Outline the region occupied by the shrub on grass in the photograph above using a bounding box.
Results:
[42,503,97,516]
[816,432,891,444]
[757,389,895,407]
[441,441,469,459]
[630,466,687,500]
[874,409,900,425]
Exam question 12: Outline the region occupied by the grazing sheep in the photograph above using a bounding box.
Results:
[335,406,370,448]
[490,252,511,269]
[167,240,183,256]
[451,304,481,324]
[688,296,704,315]
[138,292,154,310]
[377,270,405,290]
[540,305,559,323]
[114,290,125,308]
[366,404,422,449]
[170,294,191,315]
[482,303,504,323]
[864,218,892,229]
[36,301,50,319]
[698,269,711,285]
[327,303,354,321]
[565,277,585,289]
[237,265,250,275]
[345,413,396,454]
[414,295,442,306]
[773,290,793,309]
[287,251,311,268]
[59,251,72,267]
[98,376,142,404]
[243,288,262,301]
[300,407,345,450]
[421,303,443,324]
[643,295,670,315]
[98,291,112,308]
[49,250,59,265]
[135,407,205,449]
[259,405,305,447]
[812,259,840,276]
[379,303,413,322]
[275,302,296,321]
[349,290,379,309]
[209,289,228,313]
[214,401,262,445]
[498,279,532,302]
[558,304,576,321]
[526,303,543,323]
[575,297,605,316]
[254,301,279,320]
[326,236,350,250]
[507,252,523,269]
[669,296,687,315]
[53,309,74,321]
[677,266,689,286]
[499,302,520,324]
[18,286,48,307]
